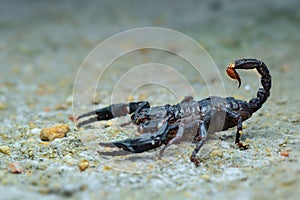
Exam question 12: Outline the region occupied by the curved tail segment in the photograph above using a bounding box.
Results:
[226,58,272,113]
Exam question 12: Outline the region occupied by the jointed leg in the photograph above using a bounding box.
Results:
[190,121,208,167]
[159,119,201,156]
[159,123,183,156]
[225,108,249,150]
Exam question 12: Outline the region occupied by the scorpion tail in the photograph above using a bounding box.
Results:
[226,58,272,113]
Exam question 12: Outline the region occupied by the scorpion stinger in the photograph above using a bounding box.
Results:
[76,58,272,167]
[226,58,272,113]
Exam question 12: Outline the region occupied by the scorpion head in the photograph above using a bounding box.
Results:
[131,111,150,125]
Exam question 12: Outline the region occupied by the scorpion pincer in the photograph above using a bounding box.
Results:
[76,58,271,166]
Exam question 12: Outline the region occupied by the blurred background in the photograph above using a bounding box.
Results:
[0,0,299,199]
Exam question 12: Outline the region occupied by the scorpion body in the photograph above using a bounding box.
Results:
[76,58,271,166]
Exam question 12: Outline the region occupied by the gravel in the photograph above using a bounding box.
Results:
[0,0,299,199]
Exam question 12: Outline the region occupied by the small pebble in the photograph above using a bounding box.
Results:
[40,124,70,141]
[0,146,10,155]
[245,138,251,143]
[54,104,68,110]
[280,150,289,157]
[103,165,112,171]
[0,133,9,140]
[8,162,24,174]
[78,159,89,171]
[201,174,210,181]
[210,149,223,158]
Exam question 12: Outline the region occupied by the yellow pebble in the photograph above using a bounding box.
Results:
[245,138,251,143]
[265,147,271,152]
[201,174,210,181]
[266,152,272,157]
[40,124,70,141]
[210,149,223,158]
[39,141,50,146]
[103,165,112,171]
[0,146,10,155]
[78,159,89,171]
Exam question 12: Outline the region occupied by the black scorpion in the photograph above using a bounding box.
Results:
[76,58,271,166]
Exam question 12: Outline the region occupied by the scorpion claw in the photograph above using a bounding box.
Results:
[114,136,163,153]
[226,62,241,88]
[99,123,170,154]
[99,133,164,154]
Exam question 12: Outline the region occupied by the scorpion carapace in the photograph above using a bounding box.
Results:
[76,58,271,166]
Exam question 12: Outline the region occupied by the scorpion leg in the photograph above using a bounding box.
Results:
[225,108,249,150]
[159,123,183,156]
[190,120,208,167]
[76,101,150,127]
[159,119,201,156]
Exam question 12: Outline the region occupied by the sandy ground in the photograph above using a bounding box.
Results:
[0,0,300,199]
